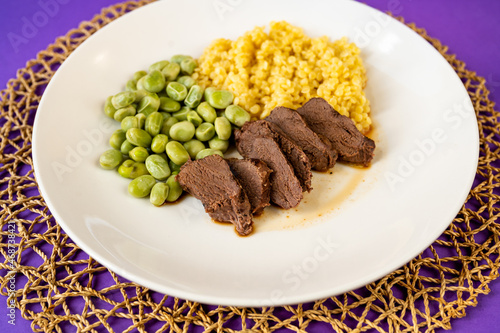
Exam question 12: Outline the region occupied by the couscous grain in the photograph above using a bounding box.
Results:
[194,21,372,134]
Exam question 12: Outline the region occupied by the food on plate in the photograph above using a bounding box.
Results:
[195,21,371,134]
[297,98,375,166]
[176,155,254,236]
[224,105,251,127]
[195,148,224,160]
[204,88,234,110]
[266,106,338,171]
[118,160,149,179]
[97,21,376,235]
[226,158,272,216]
[99,149,123,170]
[235,128,304,210]
[99,54,253,206]
[183,139,206,159]
[128,175,156,198]
[181,96,375,235]
[145,154,171,181]
[236,120,313,192]
[150,182,170,207]
[214,116,232,141]
[165,174,183,202]
[165,141,190,166]
[195,122,216,142]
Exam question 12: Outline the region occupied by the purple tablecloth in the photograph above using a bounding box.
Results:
[1,0,499,332]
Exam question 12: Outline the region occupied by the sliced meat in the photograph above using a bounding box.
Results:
[237,120,312,192]
[176,155,253,236]
[227,158,272,216]
[297,98,375,166]
[266,106,338,171]
[235,130,303,209]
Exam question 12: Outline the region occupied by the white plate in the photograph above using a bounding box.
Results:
[32,0,479,306]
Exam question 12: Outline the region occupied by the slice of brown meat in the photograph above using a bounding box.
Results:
[227,158,272,216]
[266,106,338,171]
[237,120,312,192]
[235,130,303,209]
[176,155,253,236]
[297,98,375,166]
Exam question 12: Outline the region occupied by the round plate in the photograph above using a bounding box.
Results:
[32,0,479,306]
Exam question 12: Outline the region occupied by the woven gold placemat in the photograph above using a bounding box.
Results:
[1,1,499,332]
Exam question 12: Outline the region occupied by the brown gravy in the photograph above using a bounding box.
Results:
[252,165,368,232]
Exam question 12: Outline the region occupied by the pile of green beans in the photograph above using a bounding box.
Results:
[98,55,252,206]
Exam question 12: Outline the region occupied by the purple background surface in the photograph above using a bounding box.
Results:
[1,0,500,332]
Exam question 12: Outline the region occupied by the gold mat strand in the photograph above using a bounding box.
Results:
[1,1,500,332]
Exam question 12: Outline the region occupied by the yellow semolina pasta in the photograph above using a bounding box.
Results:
[194,21,372,134]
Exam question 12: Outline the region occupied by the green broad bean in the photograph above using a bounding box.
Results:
[169,160,181,173]
[196,102,217,123]
[134,89,148,102]
[184,85,204,108]
[99,149,123,169]
[208,136,229,153]
[170,54,192,65]
[183,139,206,159]
[112,91,136,109]
[133,70,147,82]
[136,76,146,90]
[126,128,152,147]
[176,75,196,89]
[169,120,195,142]
[118,160,149,179]
[114,105,136,122]
[186,111,203,127]
[172,106,191,121]
[160,117,178,136]
[157,152,168,161]
[157,90,168,98]
[180,58,197,75]
[143,70,166,93]
[150,182,170,206]
[121,116,139,131]
[165,174,183,202]
[159,112,171,120]
[104,96,117,118]
[204,88,234,109]
[128,175,156,198]
[151,134,169,153]
[120,140,135,155]
[136,113,146,129]
[203,87,215,102]
[145,112,163,136]
[129,146,149,162]
[137,93,160,116]
[109,130,126,150]
[159,96,181,112]
[125,79,137,91]
[166,82,188,101]
[145,154,171,180]
[195,148,224,160]
[225,104,251,127]
[118,159,133,171]
[214,116,232,140]
[166,141,190,165]
[149,60,169,72]
[161,62,181,81]
[195,122,216,141]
